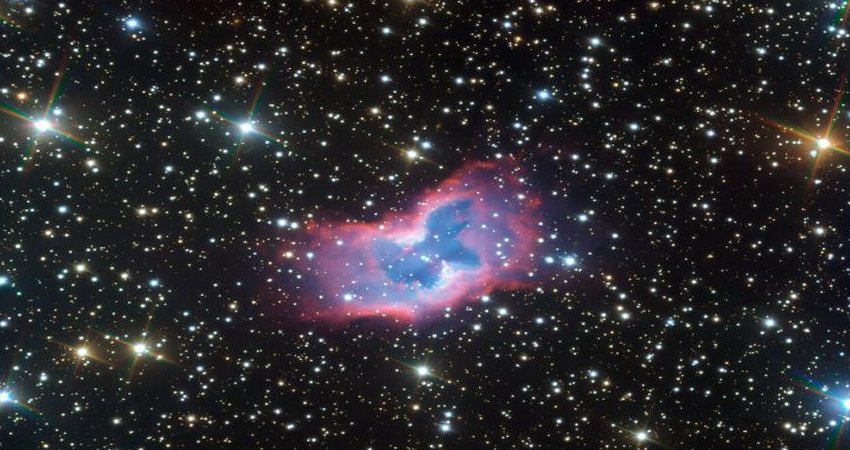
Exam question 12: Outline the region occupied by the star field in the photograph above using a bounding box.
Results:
[1,1,850,449]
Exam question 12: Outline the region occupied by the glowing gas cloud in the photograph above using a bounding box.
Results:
[290,160,542,322]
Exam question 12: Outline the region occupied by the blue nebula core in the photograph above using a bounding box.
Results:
[375,200,482,288]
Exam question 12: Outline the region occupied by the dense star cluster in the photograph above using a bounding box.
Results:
[1,0,850,449]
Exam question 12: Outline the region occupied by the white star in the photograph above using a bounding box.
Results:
[33,119,52,132]
[133,343,148,355]
[239,122,255,134]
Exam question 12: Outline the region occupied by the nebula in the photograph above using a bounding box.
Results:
[290,160,542,322]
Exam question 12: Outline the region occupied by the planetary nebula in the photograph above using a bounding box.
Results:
[292,161,542,322]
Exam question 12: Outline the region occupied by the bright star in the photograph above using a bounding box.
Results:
[0,391,11,403]
[126,17,140,29]
[817,138,831,149]
[636,431,648,442]
[842,399,850,410]
[239,122,254,134]
[133,343,148,355]
[33,119,52,132]
[416,366,429,377]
